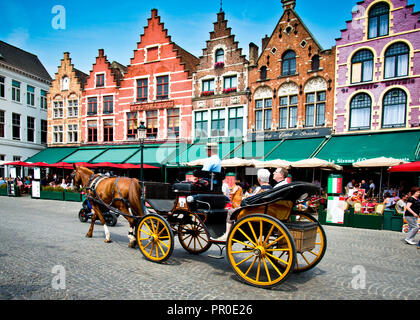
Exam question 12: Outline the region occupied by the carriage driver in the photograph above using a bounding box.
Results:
[202,142,221,174]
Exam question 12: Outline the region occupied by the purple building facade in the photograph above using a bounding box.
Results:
[334,0,420,134]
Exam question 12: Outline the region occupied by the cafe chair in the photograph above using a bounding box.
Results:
[374,203,385,215]
[354,202,362,214]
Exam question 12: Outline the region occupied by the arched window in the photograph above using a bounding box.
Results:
[215,49,224,63]
[384,43,409,78]
[351,49,374,83]
[349,93,371,131]
[260,66,267,80]
[311,55,320,71]
[382,89,407,128]
[368,2,389,39]
[282,50,296,76]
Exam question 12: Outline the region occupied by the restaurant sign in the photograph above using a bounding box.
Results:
[130,100,174,112]
[248,128,331,141]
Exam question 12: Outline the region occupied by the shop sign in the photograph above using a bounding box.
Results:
[248,128,331,141]
[130,100,174,112]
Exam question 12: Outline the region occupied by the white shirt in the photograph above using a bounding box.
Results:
[274,180,288,188]
[202,155,222,173]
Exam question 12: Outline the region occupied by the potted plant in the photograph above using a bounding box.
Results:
[200,91,214,97]
[214,61,225,69]
[223,87,237,94]
[40,186,65,201]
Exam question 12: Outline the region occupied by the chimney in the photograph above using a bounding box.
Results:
[249,42,259,66]
[282,0,296,10]
[63,52,70,60]
[261,35,270,51]
[98,49,104,57]
[151,8,158,18]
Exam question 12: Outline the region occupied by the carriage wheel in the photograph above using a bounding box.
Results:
[178,213,211,255]
[136,214,174,263]
[226,214,296,288]
[290,212,327,273]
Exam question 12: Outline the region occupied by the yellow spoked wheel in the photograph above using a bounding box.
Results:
[178,214,211,255]
[136,214,174,263]
[226,214,296,288]
[290,212,327,273]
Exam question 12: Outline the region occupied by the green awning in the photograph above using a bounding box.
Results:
[266,138,326,162]
[91,147,139,164]
[228,140,282,160]
[315,131,420,165]
[25,147,78,164]
[61,148,108,163]
[125,144,179,167]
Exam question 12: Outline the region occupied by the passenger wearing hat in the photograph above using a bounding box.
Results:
[202,142,221,173]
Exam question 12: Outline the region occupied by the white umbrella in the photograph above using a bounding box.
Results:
[291,158,343,171]
[252,159,291,169]
[221,158,254,168]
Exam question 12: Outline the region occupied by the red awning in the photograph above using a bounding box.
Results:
[4,161,31,167]
[389,161,420,173]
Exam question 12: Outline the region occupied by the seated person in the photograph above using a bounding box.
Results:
[273,168,289,188]
[214,169,272,242]
[195,143,222,190]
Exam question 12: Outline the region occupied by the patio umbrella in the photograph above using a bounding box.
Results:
[291,158,343,171]
[388,161,420,173]
[221,158,254,168]
[252,159,291,169]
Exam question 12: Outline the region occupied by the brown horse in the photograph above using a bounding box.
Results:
[73,165,144,247]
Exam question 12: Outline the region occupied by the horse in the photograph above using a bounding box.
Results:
[72,165,144,247]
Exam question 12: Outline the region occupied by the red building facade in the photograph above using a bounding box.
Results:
[118,9,199,143]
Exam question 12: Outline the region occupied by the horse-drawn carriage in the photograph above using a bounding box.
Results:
[74,166,327,289]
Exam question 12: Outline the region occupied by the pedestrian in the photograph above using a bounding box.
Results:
[395,193,408,215]
[273,168,289,188]
[404,186,420,245]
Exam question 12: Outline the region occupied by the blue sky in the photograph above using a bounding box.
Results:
[1,0,419,78]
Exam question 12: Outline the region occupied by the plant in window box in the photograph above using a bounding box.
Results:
[214,61,225,69]
[223,87,237,94]
[201,91,214,97]
[352,210,384,230]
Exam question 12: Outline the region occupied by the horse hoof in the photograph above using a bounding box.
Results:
[86,234,92,238]
[105,239,113,244]
[128,241,137,248]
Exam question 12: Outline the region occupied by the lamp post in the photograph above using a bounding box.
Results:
[137,121,147,198]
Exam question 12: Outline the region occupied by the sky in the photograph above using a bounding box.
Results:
[1,0,419,78]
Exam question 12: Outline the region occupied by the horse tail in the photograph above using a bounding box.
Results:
[128,178,144,217]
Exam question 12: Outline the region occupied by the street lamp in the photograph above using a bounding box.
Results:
[137,121,147,198]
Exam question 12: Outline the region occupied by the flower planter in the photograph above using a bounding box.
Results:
[64,192,82,202]
[40,191,64,201]
[0,187,7,196]
[352,214,383,230]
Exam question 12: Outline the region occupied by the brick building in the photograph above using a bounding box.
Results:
[81,49,126,144]
[247,0,335,144]
[192,10,249,141]
[48,52,88,147]
[334,0,420,134]
[118,9,199,143]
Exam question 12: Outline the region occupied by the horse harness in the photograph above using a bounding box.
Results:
[85,174,131,210]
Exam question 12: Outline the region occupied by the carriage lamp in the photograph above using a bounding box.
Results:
[137,122,147,198]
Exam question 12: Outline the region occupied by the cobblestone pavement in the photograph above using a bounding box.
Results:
[0,196,419,301]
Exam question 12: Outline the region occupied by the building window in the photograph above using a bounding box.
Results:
[260,66,267,80]
[61,76,70,91]
[0,76,4,98]
[156,75,169,100]
[12,113,20,140]
[53,125,63,143]
[195,111,208,138]
[305,91,326,127]
[223,76,237,93]
[229,107,244,137]
[382,89,407,128]
[368,2,389,39]
[384,43,409,79]
[215,49,224,63]
[41,120,47,144]
[40,90,47,109]
[96,74,105,88]
[87,97,97,115]
[279,95,298,129]
[311,55,320,71]
[68,100,79,117]
[12,80,20,102]
[255,98,272,131]
[127,112,138,140]
[87,121,97,142]
[27,116,35,142]
[103,120,113,142]
[137,79,148,102]
[282,50,296,76]
[53,101,64,118]
[351,50,374,83]
[67,124,78,143]
[211,109,225,137]
[13,156,21,162]
[103,96,113,114]
[27,85,35,106]
[350,93,371,131]
[146,110,158,139]
[0,110,4,138]
[167,109,179,138]
[202,79,215,94]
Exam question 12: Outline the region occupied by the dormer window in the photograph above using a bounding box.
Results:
[96,74,105,88]
[61,76,69,91]
[215,49,224,63]
[368,2,389,39]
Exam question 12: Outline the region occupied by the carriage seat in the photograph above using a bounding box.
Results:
[188,193,230,211]
[172,170,226,193]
